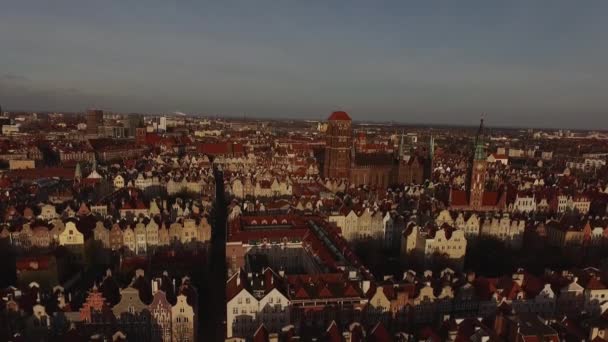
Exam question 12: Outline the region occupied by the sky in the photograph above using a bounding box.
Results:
[1,0,607,129]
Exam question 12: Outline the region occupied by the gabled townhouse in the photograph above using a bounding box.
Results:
[109,224,124,251]
[145,219,159,247]
[150,289,172,342]
[226,269,289,338]
[122,226,136,252]
[93,221,110,249]
[58,221,84,246]
[172,294,196,342]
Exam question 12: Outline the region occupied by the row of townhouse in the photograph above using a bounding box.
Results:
[435,210,526,248]
[366,268,608,326]
[226,267,608,338]
[508,192,591,214]
[29,194,210,223]
[327,207,391,242]
[79,280,196,341]
[226,268,369,339]
[543,216,608,248]
[111,173,215,195]
[228,177,293,199]
[1,216,211,254]
[2,269,198,341]
[93,218,211,253]
[1,220,84,249]
[567,157,607,171]
[168,177,215,196]
[402,225,468,271]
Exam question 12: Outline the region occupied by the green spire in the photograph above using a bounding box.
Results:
[429,135,435,159]
[473,116,486,161]
[398,132,405,158]
[474,135,486,160]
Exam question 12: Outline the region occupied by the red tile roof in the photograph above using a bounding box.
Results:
[328,111,351,121]
[16,256,53,271]
[482,191,499,206]
[451,189,468,206]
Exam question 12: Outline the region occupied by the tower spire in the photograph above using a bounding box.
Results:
[474,115,486,160]
[474,114,485,147]
[398,131,405,160]
[429,133,434,159]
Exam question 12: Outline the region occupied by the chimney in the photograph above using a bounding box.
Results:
[152,279,159,295]
[279,270,285,278]
[236,275,241,287]
[268,333,279,342]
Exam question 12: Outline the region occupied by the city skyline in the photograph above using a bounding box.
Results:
[2,0,608,129]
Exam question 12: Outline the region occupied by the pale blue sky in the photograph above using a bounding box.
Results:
[1,0,607,128]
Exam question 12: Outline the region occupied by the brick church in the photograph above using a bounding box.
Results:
[322,111,428,188]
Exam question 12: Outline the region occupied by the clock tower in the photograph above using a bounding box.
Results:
[469,124,487,210]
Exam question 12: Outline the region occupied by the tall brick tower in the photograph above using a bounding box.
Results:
[469,119,487,210]
[323,111,352,179]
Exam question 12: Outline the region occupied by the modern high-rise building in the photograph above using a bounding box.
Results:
[86,109,104,135]
[159,116,167,132]
[126,114,144,137]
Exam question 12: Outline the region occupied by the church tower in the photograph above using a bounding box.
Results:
[469,119,487,210]
[424,134,435,181]
[323,111,352,179]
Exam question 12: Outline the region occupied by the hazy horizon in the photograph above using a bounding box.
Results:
[2,0,608,129]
